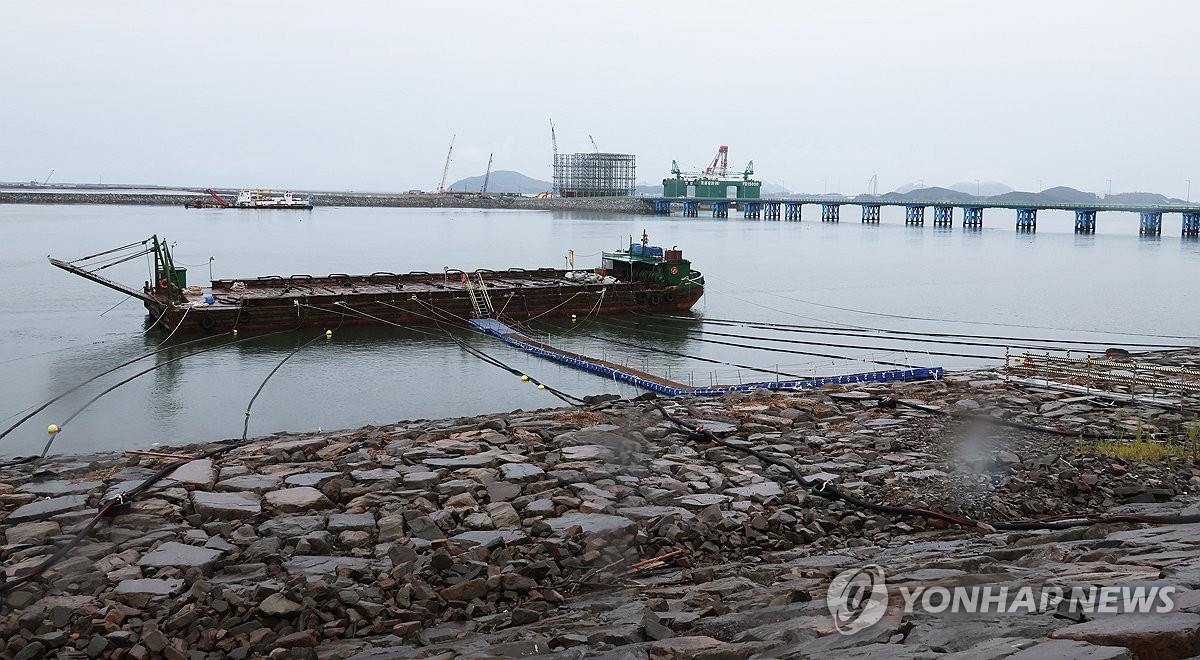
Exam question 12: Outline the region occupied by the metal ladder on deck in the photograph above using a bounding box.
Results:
[464,272,495,318]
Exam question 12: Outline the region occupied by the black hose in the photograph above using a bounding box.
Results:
[0,332,230,446]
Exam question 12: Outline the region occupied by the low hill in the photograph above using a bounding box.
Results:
[990,186,1098,205]
[447,171,551,194]
[947,181,1014,196]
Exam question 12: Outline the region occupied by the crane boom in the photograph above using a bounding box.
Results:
[589,134,599,153]
[42,169,55,185]
[550,119,558,159]
[204,188,229,207]
[436,135,455,194]
[481,153,493,194]
[704,146,729,177]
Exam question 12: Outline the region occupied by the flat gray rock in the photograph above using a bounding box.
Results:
[283,555,369,579]
[19,480,103,496]
[421,452,502,469]
[192,491,262,521]
[560,445,615,462]
[546,512,635,535]
[328,513,376,533]
[351,468,403,482]
[724,481,784,500]
[168,459,214,487]
[114,578,184,597]
[216,474,282,492]
[677,493,733,508]
[6,494,88,523]
[451,529,528,549]
[265,486,334,513]
[402,471,441,488]
[617,506,695,521]
[499,463,544,481]
[284,471,342,487]
[269,436,329,453]
[1008,639,1133,660]
[138,541,223,569]
[4,520,61,546]
[259,515,326,537]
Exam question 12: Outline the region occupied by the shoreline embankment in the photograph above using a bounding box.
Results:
[3,349,1200,658]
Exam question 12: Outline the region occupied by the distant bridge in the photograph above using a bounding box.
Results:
[648,196,1200,236]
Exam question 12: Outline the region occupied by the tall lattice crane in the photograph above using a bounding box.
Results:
[436,135,455,194]
[589,134,600,153]
[481,153,493,194]
[704,145,729,177]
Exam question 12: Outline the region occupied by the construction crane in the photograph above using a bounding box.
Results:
[742,160,754,180]
[481,153,493,194]
[204,189,229,207]
[42,169,55,185]
[436,135,455,194]
[704,146,729,177]
[549,119,559,197]
[589,134,600,153]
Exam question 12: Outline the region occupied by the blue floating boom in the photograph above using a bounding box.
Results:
[468,319,944,397]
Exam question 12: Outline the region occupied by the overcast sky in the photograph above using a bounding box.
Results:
[3,1,1198,196]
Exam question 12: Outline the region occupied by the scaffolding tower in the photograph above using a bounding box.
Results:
[553,153,636,197]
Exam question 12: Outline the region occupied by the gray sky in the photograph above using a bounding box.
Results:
[3,1,1197,196]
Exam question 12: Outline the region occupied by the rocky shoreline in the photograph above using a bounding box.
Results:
[0,191,654,215]
[3,350,1200,659]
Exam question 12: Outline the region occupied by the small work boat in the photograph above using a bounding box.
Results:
[50,233,705,334]
[233,189,314,209]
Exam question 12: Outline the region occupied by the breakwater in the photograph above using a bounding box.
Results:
[0,190,655,214]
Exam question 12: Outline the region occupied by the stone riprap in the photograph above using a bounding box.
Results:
[2,350,1200,659]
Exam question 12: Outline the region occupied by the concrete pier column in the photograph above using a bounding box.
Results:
[1139,211,1162,236]
[1016,208,1037,232]
[932,206,953,227]
[1183,212,1200,237]
[904,205,926,225]
[764,201,780,220]
[682,200,699,217]
[653,200,672,215]
[962,206,984,228]
[821,203,840,222]
[743,201,761,219]
[1074,210,1097,234]
[712,201,729,218]
[861,205,880,223]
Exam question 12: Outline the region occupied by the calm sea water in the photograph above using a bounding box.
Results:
[2,203,1198,457]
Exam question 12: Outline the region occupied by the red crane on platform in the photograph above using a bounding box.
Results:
[704,145,729,177]
[204,189,229,207]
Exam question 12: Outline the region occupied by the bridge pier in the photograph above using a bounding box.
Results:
[861,204,880,223]
[1139,211,1162,236]
[653,200,672,215]
[932,205,953,227]
[821,203,840,222]
[682,200,699,217]
[784,202,802,221]
[742,201,761,219]
[904,205,925,225]
[1074,210,1097,234]
[712,201,729,218]
[962,206,984,229]
[1016,208,1037,232]
[1183,212,1200,237]
[764,201,780,220]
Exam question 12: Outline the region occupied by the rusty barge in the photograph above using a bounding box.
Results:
[50,234,705,334]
